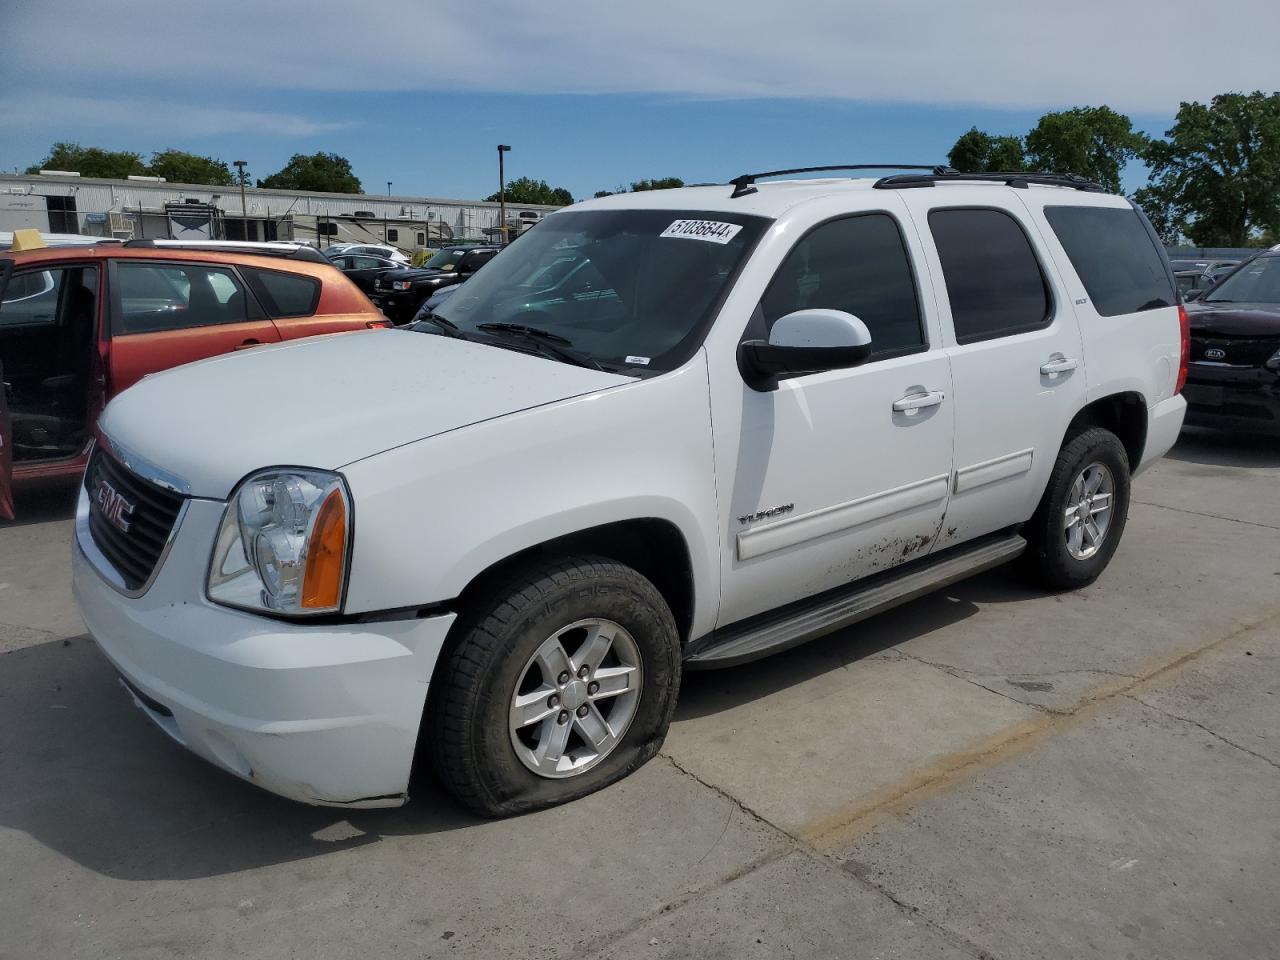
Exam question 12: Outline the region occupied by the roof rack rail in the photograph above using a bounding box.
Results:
[873,170,1105,192]
[728,165,954,199]
[121,239,327,263]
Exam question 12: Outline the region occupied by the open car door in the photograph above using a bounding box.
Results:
[0,257,15,520]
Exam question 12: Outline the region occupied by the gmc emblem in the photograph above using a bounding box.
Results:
[93,477,135,533]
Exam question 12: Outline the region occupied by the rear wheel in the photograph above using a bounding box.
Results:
[430,555,680,816]
[1023,426,1131,589]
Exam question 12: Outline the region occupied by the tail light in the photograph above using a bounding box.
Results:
[366,319,390,329]
[1175,304,1190,394]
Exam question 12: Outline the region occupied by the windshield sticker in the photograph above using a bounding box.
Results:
[624,355,651,366]
[660,219,743,245]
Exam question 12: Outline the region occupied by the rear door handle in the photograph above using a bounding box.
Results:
[893,390,946,413]
[1040,356,1079,375]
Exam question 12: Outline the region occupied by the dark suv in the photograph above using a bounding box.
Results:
[372,245,500,323]
[1183,248,1280,433]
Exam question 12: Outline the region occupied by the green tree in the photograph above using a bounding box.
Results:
[1023,106,1146,193]
[947,128,1026,172]
[258,152,362,193]
[630,176,685,191]
[485,177,573,205]
[25,141,147,179]
[147,149,234,186]
[1137,92,1280,248]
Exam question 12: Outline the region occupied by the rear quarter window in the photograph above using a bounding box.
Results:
[1043,206,1175,316]
[240,267,321,318]
[928,207,1051,344]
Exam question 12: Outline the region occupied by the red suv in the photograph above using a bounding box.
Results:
[0,239,387,518]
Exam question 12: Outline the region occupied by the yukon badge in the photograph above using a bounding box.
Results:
[93,477,135,533]
[738,503,795,525]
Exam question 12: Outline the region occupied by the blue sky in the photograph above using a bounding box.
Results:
[3,0,1277,201]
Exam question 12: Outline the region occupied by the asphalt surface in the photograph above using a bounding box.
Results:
[2,428,1277,959]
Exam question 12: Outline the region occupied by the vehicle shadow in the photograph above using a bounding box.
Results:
[3,478,80,527]
[676,573,1000,721]
[0,634,481,882]
[0,562,1026,883]
[1165,426,1280,468]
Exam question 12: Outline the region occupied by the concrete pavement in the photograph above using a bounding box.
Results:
[1,428,1277,959]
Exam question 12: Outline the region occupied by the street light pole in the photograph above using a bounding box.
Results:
[497,144,511,245]
[233,160,248,240]
[385,181,392,245]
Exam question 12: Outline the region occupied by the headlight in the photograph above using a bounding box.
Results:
[392,280,413,291]
[207,469,351,616]
[1266,348,1280,371]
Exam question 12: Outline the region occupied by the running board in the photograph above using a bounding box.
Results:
[685,533,1027,669]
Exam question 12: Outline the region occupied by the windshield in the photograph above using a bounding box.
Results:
[432,209,768,372]
[1204,256,1280,303]
[424,248,467,271]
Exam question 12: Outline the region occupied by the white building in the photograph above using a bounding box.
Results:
[0,173,556,253]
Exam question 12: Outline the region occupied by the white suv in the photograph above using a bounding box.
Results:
[72,166,1188,815]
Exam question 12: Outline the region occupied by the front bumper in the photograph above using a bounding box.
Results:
[1183,362,1280,434]
[71,487,456,808]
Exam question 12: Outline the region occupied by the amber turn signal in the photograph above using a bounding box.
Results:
[301,488,348,609]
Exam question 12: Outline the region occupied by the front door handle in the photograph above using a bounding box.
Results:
[235,339,262,350]
[893,390,946,413]
[1040,356,1079,375]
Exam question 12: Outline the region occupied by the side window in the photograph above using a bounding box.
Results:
[1043,205,1175,316]
[1,270,59,328]
[416,232,426,246]
[386,229,398,243]
[352,256,380,270]
[470,251,496,269]
[114,262,249,335]
[759,213,926,358]
[928,208,1051,344]
[240,267,321,319]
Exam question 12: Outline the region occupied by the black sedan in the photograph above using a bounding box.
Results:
[371,246,499,324]
[327,253,403,295]
[1183,250,1280,434]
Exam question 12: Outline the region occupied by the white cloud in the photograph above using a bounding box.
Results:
[4,0,1279,112]
[0,94,350,138]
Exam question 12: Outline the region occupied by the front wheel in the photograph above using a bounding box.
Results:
[429,555,681,816]
[1022,426,1132,589]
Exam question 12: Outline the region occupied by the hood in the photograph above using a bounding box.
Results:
[100,329,634,499]
[1186,301,1280,337]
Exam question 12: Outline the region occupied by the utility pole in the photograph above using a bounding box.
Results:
[497,144,511,245]
[233,160,248,239]
[385,181,392,244]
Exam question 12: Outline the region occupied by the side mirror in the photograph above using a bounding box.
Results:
[738,309,873,391]
[1184,289,1204,302]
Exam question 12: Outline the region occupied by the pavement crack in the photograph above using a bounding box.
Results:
[1133,499,1280,531]
[889,651,1064,715]
[660,752,801,844]
[827,851,1006,960]
[1124,694,1280,772]
[796,609,1280,849]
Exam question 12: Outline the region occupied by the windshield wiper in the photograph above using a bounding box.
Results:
[411,312,461,336]
[475,322,606,370]
[477,321,573,345]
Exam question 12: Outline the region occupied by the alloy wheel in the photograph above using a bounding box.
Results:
[508,618,643,779]
[1063,461,1114,560]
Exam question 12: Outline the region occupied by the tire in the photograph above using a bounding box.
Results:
[429,554,681,817]
[1022,426,1132,590]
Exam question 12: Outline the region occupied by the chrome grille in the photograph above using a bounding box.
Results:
[85,447,185,591]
